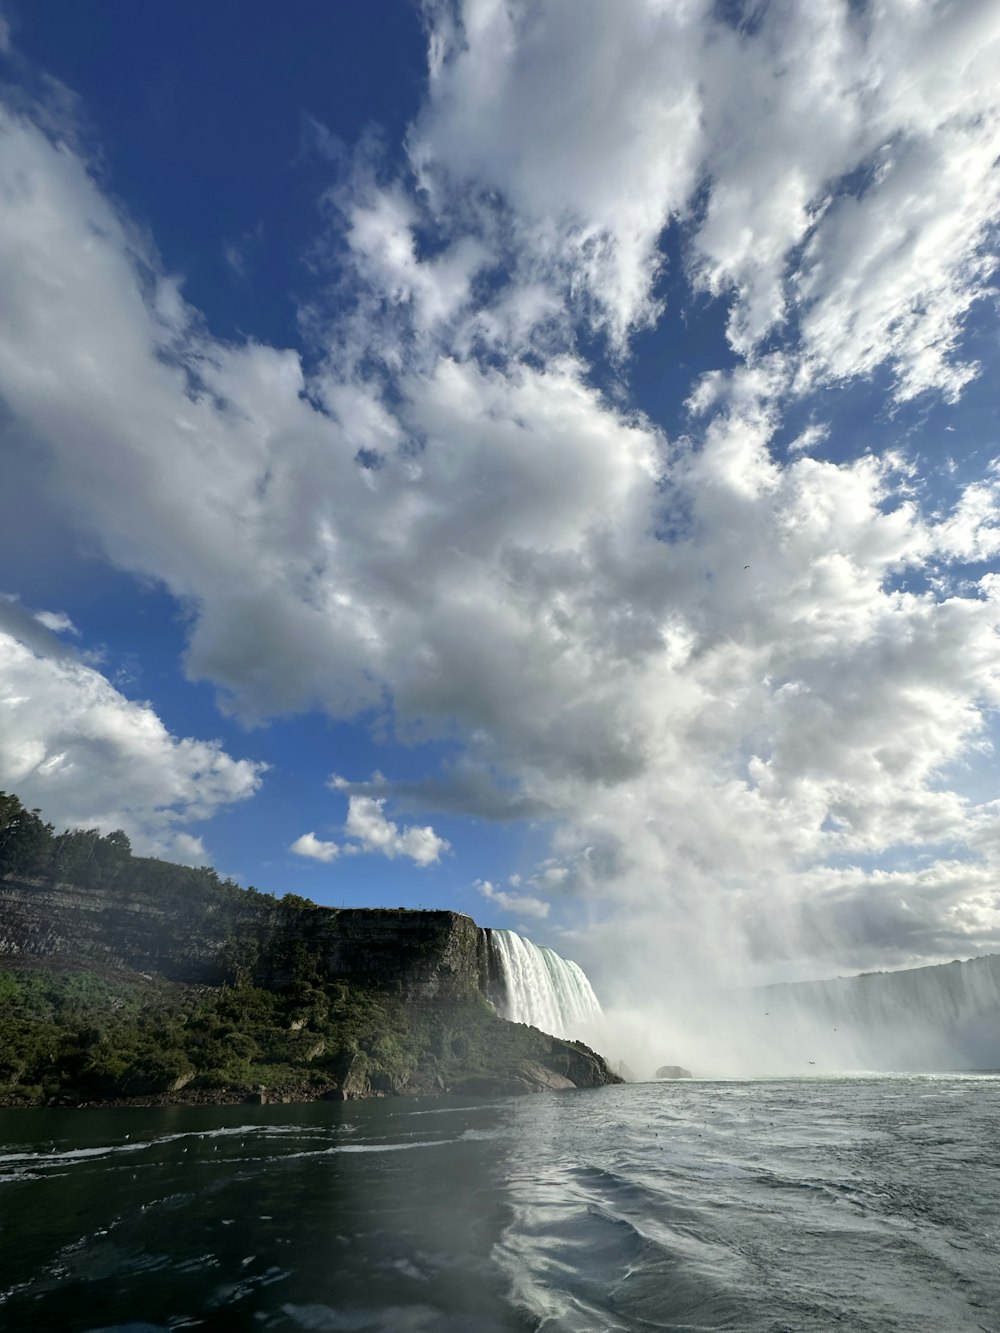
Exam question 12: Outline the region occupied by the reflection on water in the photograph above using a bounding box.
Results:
[1,1076,998,1331]
[0,1098,526,1332]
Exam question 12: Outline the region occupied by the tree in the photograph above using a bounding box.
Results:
[51,828,103,886]
[0,792,53,877]
[50,826,133,888]
[93,828,132,885]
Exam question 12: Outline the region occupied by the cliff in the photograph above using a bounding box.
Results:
[0,875,489,1000]
[0,871,620,1107]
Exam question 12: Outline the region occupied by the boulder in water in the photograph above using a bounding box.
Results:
[655,1064,692,1080]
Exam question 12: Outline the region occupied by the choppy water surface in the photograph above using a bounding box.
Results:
[1,1076,998,1331]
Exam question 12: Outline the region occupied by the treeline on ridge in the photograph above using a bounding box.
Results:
[0,789,312,908]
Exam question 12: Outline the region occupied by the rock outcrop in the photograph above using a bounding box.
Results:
[0,873,621,1103]
[655,1064,693,1079]
[0,876,488,1001]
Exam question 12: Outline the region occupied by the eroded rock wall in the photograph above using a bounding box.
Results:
[0,877,488,1002]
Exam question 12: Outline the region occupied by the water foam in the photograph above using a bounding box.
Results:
[487,929,603,1040]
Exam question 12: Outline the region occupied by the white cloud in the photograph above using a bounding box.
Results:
[476,878,550,921]
[2,11,1000,991]
[171,831,208,864]
[344,796,450,866]
[290,831,340,863]
[415,0,1000,397]
[0,628,265,862]
[413,0,706,346]
[535,865,568,890]
[33,609,78,635]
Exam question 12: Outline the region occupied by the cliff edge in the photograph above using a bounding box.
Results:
[0,867,620,1108]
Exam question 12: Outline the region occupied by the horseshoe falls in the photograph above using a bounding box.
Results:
[743,952,1000,1072]
[486,928,604,1040]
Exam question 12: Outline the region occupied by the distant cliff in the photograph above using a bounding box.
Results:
[0,869,620,1107]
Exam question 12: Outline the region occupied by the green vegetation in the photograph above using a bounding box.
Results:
[0,790,293,907]
[0,966,572,1107]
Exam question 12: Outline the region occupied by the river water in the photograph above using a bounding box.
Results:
[1,1076,998,1331]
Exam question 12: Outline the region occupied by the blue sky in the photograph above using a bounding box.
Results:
[1,0,999,998]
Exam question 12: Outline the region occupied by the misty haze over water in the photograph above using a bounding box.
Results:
[596,954,1000,1082]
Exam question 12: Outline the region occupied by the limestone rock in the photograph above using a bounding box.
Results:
[330,1050,370,1098]
[0,877,490,1001]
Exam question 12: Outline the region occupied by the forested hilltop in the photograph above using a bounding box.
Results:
[0,792,619,1108]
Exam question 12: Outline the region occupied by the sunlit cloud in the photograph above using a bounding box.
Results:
[0,1,999,992]
[0,627,265,863]
[344,796,450,867]
[290,831,341,864]
[476,878,550,921]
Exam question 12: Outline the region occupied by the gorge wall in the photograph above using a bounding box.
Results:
[0,875,489,1003]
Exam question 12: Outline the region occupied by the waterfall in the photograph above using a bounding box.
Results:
[748,953,1000,1070]
[487,929,603,1040]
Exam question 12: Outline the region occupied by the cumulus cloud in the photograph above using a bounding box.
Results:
[343,796,450,867]
[476,877,550,921]
[290,831,340,863]
[2,7,1000,993]
[32,608,78,635]
[293,793,449,866]
[412,0,705,345]
[415,0,1000,396]
[0,627,266,862]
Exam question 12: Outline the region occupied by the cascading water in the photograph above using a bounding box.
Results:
[742,952,1000,1071]
[486,928,603,1040]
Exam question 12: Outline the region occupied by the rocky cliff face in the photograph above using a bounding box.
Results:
[0,873,621,1102]
[0,876,488,1001]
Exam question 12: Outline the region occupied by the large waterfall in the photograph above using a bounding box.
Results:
[745,953,1000,1071]
[487,929,603,1040]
